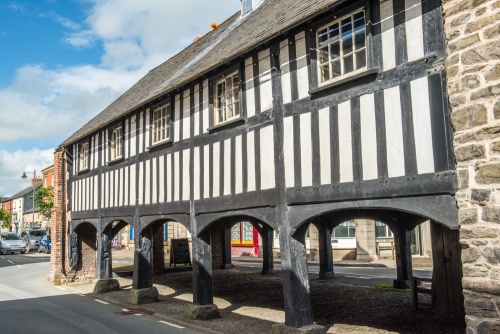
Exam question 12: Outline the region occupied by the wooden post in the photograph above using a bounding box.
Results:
[261,225,275,274]
[392,224,413,289]
[97,224,112,279]
[318,224,334,279]
[133,225,153,290]
[430,221,464,317]
[221,225,233,269]
[192,228,214,305]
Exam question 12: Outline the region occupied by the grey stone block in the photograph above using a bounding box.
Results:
[93,279,120,294]
[187,304,220,320]
[271,324,326,334]
[129,287,159,305]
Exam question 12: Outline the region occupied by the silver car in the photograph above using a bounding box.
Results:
[21,229,47,252]
[0,232,26,254]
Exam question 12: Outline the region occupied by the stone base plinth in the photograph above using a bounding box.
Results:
[221,264,234,269]
[261,269,277,275]
[93,279,120,294]
[187,304,220,320]
[271,324,326,334]
[129,287,159,305]
[319,271,335,280]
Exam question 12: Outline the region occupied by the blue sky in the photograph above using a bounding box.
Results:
[0,0,241,196]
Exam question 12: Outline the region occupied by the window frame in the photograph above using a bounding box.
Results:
[316,9,367,86]
[109,123,123,162]
[210,69,243,129]
[78,140,90,172]
[150,101,172,146]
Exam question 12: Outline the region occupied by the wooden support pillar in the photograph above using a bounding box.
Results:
[221,225,233,269]
[133,226,153,290]
[192,228,214,306]
[317,224,334,279]
[430,221,464,317]
[261,225,275,274]
[152,223,165,275]
[392,224,413,289]
[97,224,112,280]
[279,224,315,328]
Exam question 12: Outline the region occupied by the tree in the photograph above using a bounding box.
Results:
[0,208,10,230]
[34,186,54,220]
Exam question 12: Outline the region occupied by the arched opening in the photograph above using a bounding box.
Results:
[71,222,98,280]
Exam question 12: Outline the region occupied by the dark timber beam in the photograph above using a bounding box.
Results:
[392,224,413,289]
[316,222,334,279]
[221,225,234,269]
[96,224,112,280]
[261,225,275,274]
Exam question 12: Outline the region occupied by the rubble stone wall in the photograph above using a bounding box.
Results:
[442,0,500,332]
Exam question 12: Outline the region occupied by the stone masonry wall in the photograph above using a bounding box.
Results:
[442,0,500,332]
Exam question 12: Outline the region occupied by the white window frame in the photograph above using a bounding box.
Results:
[151,103,171,145]
[109,125,123,161]
[375,221,393,238]
[78,142,89,171]
[213,71,241,126]
[317,9,367,85]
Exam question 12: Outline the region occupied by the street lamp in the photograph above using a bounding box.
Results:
[21,169,36,230]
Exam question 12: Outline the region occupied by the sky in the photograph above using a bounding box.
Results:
[0,0,241,197]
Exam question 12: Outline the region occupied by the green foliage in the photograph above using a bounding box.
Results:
[0,208,10,229]
[34,186,54,219]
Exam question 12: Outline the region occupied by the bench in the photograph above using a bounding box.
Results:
[412,276,434,310]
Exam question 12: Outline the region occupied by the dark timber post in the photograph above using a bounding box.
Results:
[133,225,153,290]
[96,224,112,279]
[221,224,233,269]
[261,225,275,274]
[317,222,334,279]
[430,221,464,317]
[392,224,413,289]
[271,47,319,331]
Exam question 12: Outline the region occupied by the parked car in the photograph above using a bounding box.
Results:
[21,229,47,252]
[38,234,51,253]
[0,232,26,254]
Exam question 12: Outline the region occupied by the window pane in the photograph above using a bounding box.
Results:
[344,54,354,73]
[331,60,341,78]
[356,50,366,69]
[333,224,348,238]
[328,24,339,43]
[341,17,352,35]
[318,28,329,46]
[354,29,365,50]
[343,34,353,55]
[319,47,329,64]
[234,101,240,117]
[320,64,330,82]
[330,42,340,60]
[354,12,365,31]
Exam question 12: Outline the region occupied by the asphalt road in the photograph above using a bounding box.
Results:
[0,252,200,334]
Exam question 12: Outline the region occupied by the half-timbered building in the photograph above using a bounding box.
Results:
[50,0,466,330]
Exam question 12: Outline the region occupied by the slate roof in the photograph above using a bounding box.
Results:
[62,0,342,147]
[9,184,41,200]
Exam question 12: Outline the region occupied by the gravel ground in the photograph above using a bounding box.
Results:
[68,268,466,334]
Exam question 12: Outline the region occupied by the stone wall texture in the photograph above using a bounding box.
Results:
[442,0,500,332]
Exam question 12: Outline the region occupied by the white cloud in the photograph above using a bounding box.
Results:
[0,149,55,197]
[39,11,81,30]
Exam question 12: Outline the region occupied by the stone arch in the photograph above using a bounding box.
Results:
[70,221,98,280]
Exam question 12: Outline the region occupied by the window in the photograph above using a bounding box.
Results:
[109,125,123,161]
[78,142,89,171]
[213,71,240,126]
[317,10,366,84]
[332,220,356,238]
[375,221,393,238]
[152,103,171,144]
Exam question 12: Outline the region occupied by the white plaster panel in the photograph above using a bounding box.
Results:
[145,109,150,150]
[130,164,136,206]
[384,86,406,177]
[174,95,181,142]
[182,149,190,201]
[139,111,144,154]
[194,147,200,200]
[235,135,243,194]
[174,151,180,202]
[203,145,210,199]
[118,168,123,207]
[152,158,157,204]
[124,166,129,206]
[130,116,137,157]
[360,93,378,180]
[338,101,354,183]
[380,0,396,71]
[300,112,313,187]
[94,175,98,210]
[247,131,256,192]
[405,0,424,62]
[260,125,275,190]
[283,116,295,188]
[295,31,309,100]
[280,39,292,105]
[318,107,332,185]
[194,84,200,137]
[159,155,165,203]
[212,142,220,197]
[259,49,272,112]
[224,139,231,196]
[183,90,190,140]
[110,171,115,208]
[411,77,435,174]
[245,57,256,118]
[125,120,129,159]
[166,154,172,202]
[138,163,143,205]
[202,80,209,134]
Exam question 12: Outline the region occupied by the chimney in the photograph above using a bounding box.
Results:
[240,0,264,16]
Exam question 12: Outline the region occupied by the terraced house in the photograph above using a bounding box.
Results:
[49,0,500,332]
